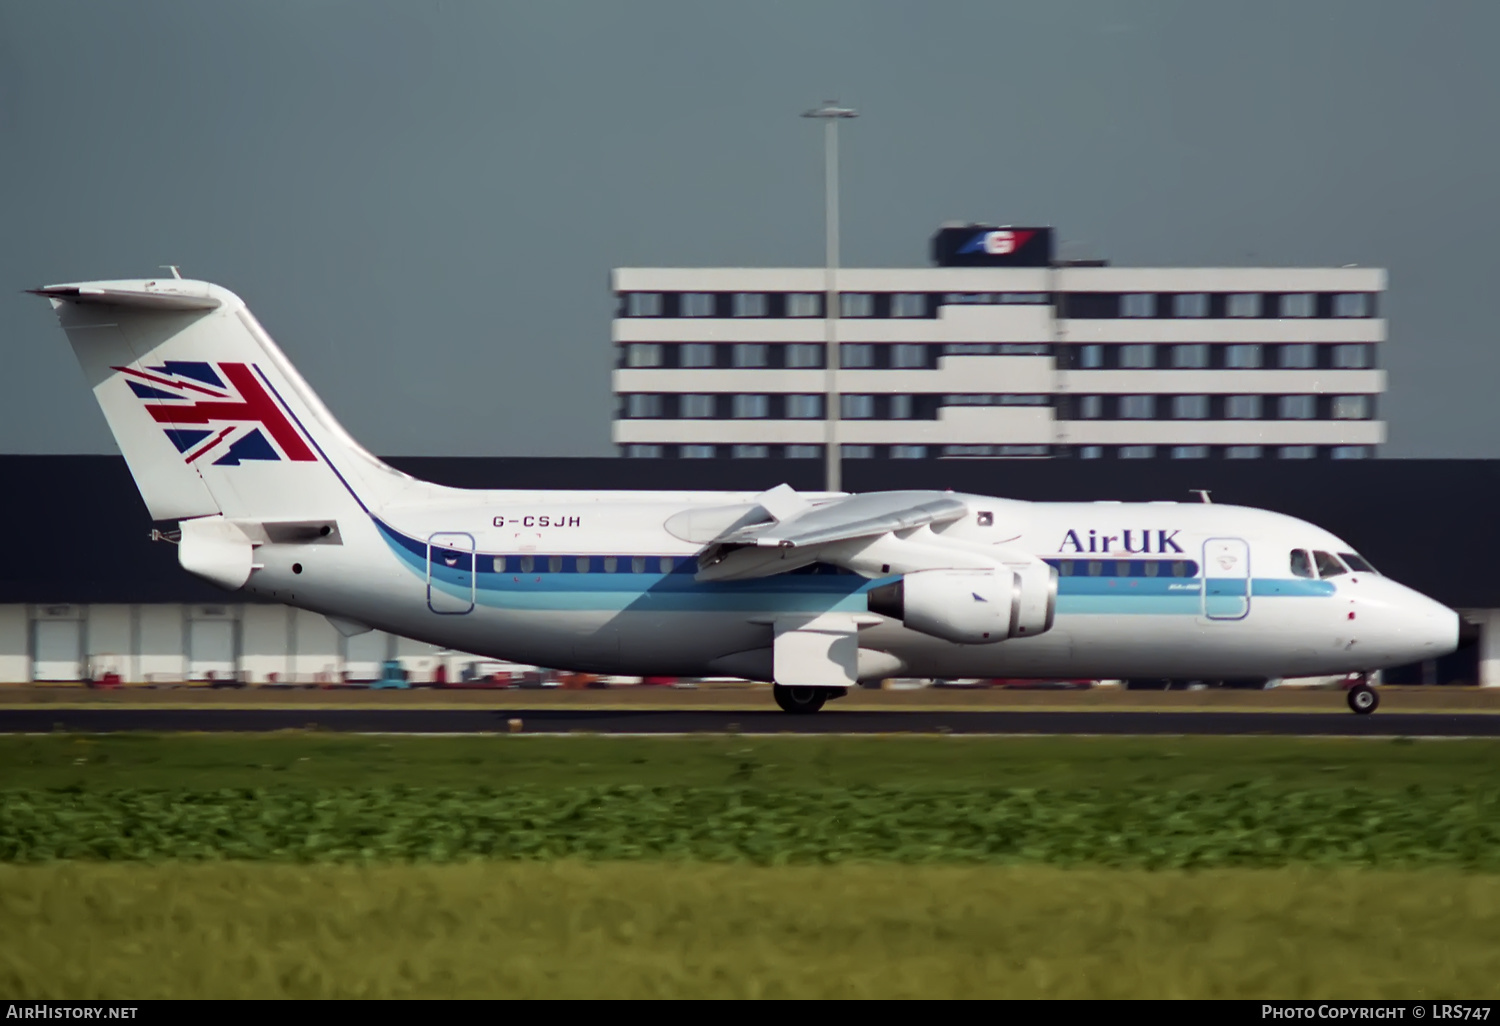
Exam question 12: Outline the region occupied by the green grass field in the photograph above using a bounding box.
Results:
[5,732,1499,791]
[4,734,1498,998]
[3,862,1498,999]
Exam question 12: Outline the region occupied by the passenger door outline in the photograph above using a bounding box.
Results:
[427,532,476,614]
[1201,537,1251,621]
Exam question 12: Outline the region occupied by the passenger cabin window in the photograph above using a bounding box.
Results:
[1313,551,1347,577]
[575,557,590,573]
[1340,552,1377,573]
[548,556,562,573]
[1290,549,1314,578]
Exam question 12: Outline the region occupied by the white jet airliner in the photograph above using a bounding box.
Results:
[33,278,1458,714]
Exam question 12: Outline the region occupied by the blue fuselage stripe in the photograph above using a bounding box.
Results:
[375,519,1339,616]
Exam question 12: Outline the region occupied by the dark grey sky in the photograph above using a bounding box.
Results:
[3,1,1496,456]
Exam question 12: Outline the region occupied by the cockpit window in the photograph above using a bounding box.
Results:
[1340,552,1377,574]
[1289,549,1314,579]
[1313,551,1347,578]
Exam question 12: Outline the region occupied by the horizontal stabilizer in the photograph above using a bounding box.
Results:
[29,284,221,311]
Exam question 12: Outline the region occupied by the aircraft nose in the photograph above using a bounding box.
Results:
[1425,602,1461,657]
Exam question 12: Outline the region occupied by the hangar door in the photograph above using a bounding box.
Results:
[188,608,239,681]
[32,615,83,681]
[343,631,390,682]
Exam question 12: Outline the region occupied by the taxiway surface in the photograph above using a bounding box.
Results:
[3,708,1499,736]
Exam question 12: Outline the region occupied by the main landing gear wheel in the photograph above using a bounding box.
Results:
[773,684,828,714]
[1348,684,1379,715]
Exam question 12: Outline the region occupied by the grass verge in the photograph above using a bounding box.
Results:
[3,784,1497,869]
[2,862,1497,999]
[5,733,1500,792]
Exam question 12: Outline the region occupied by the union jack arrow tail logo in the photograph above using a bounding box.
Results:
[113,360,318,466]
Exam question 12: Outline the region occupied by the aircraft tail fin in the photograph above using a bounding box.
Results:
[33,278,420,521]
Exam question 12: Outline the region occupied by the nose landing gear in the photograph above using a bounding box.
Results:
[1345,673,1379,714]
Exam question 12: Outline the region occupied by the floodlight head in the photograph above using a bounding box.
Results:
[802,101,858,119]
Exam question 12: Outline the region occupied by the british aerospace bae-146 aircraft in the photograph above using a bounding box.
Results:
[33,277,1458,714]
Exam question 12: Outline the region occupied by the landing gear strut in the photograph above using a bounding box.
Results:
[773,684,828,714]
[1346,674,1379,715]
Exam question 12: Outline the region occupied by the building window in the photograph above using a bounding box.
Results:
[1080,446,1104,459]
[841,344,875,368]
[1172,395,1209,419]
[1331,395,1370,419]
[1172,293,1208,318]
[680,445,717,458]
[626,343,662,368]
[841,395,876,419]
[1119,445,1156,459]
[786,293,821,318]
[840,293,873,318]
[786,395,824,419]
[1120,344,1155,369]
[1121,293,1156,318]
[679,394,716,419]
[1333,293,1370,318]
[1080,345,1104,369]
[1078,396,1103,419]
[1279,293,1315,318]
[680,293,715,318]
[624,444,662,458]
[1278,395,1316,420]
[1333,344,1371,369]
[1331,445,1369,459]
[1171,344,1209,369]
[731,444,768,458]
[889,395,914,419]
[1225,395,1263,419]
[1226,446,1263,459]
[732,394,769,419]
[625,293,662,317]
[626,394,662,418]
[680,343,715,368]
[786,444,821,458]
[732,293,767,317]
[1119,395,1156,419]
[1225,344,1262,369]
[1226,293,1262,318]
[1279,344,1316,369]
[1171,445,1209,459]
[1279,446,1318,459]
[732,343,768,368]
[891,293,926,318]
[891,344,927,368]
[786,343,823,368]
[842,444,874,459]
[891,445,928,459]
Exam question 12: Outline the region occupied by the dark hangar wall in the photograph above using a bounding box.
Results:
[1,455,1483,607]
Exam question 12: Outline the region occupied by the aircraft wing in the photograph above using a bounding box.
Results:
[696,487,969,580]
[719,490,968,548]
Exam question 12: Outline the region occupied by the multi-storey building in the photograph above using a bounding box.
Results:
[611,225,1386,460]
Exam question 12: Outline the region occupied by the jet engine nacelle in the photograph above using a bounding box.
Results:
[866,564,1057,644]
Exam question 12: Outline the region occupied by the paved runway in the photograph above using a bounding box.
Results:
[2,707,1499,736]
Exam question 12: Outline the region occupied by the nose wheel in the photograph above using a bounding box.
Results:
[1346,677,1379,715]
